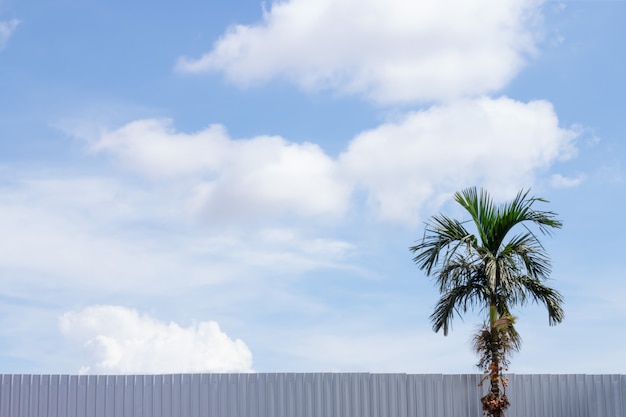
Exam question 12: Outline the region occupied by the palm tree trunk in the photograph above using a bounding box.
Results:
[489,304,500,398]
[482,303,506,417]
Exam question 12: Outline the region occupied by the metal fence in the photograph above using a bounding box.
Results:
[1,373,624,417]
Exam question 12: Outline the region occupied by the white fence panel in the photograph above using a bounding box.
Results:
[0,373,624,417]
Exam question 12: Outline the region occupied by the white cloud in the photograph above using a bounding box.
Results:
[0,178,224,293]
[189,228,355,275]
[90,119,350,221]
[0,19,19,49]
[177,0,543,103]
[0,177,355,295]
[80,96,578,226]
[90,121,230,178]
[340,96,579,223]
[59,305,253,374]
[550,173,584,188]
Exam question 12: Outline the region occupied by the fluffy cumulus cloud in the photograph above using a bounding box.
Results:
[83,96,578,226]
[0,19,19,49]
[59,306,253,374]
[90,120,350,221]
[341,96,578,222]
[177,0,543,103]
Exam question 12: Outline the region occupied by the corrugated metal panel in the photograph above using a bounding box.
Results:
[0,373,624,417]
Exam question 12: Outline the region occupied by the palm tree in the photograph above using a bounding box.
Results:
[409,187,564,417]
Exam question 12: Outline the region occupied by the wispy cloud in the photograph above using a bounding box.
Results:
[0,19,19,50]
[0,179,358,300]
[550,173,584,188]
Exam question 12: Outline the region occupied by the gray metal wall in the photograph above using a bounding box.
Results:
[1,373,624,417]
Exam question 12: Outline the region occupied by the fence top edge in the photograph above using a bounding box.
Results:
[2,373,625,378]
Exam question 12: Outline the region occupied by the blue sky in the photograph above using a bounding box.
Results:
[0,0,625,375]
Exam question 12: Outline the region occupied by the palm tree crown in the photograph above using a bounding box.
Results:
[410,187,564,335]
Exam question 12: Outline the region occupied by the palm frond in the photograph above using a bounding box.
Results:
[490,188,563,251]
[516,276,565,325]
[430,282,488,335]
[434,254,482,292]
[410,214,474,276]
[454,187,496,247]
[499,233,552,280]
